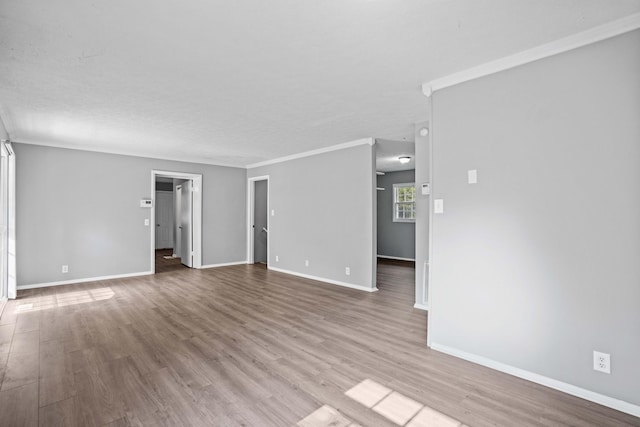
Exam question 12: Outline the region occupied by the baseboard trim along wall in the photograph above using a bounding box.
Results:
[377,255,416,262]
[268,266,378,293]
[431,342,640,418]
[413,303,429,311]
[17,271,153,290]
[200,261,247,269]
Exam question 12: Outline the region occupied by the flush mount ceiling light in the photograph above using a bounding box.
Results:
[398,156,411,164]
[419,127,429,137]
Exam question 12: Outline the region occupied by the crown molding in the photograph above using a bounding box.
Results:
[246,137,374,169]
[12,139,243,169]
[423,12,640,96]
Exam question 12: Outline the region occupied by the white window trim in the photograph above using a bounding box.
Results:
[393,182,416,223]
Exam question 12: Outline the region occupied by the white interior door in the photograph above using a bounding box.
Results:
[155,191,174,249]
[175,185,182,258]
[179,181,193,267]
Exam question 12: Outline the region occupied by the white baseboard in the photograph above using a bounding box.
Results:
[199,261,247,269]
[377,255,416,262]
[17,271,153,290]
[413,303,429,311]
[430,342,640,418]
[268,266,378,293]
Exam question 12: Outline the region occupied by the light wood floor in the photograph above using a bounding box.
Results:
[0,262,638,426]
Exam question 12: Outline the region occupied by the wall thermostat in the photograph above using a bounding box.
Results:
[140,199,153,208]
[421,183,431,195]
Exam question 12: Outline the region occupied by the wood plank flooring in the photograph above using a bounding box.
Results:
[0,261,638,426]
[154,249,188,274]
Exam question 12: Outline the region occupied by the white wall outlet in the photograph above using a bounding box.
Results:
[271,209,275,216]
[305,260,309,267]
[62,265,69,273]
[345,267,350,276]
[144,218,150,226]
[593,351,611,374]
[275,255,279,262]
[468,169,478,184]
[434,199,444,214]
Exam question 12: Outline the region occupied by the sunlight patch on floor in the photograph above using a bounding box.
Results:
[15,287,115,312]
[343,379,467,427]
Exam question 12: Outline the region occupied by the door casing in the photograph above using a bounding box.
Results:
[178,181,193,268]
[150,170,202,272]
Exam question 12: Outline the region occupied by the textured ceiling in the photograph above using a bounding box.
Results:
[1,1,639,167]
[376,139,415,172]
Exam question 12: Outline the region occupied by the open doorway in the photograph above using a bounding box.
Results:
[374,140,416,306]
[151,170,203,273]
[247,176,269,266]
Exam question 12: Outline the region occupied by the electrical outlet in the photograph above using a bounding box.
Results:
[62,265,69,273]
[275,255,279,262]
[305,260,309,267]
[345,267,350,276]
[593,351,611,374]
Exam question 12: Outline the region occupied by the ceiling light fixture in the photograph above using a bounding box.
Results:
[419,127,429,137]
[398,156,411,164]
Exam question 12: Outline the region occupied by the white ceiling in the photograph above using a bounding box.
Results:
[376,139,415,172]
[1,1,638,167]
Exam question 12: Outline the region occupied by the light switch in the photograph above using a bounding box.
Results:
[144,219,150,226]
[434,199,444,214]
[468,169,478,184]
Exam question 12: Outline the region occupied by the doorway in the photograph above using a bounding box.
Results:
[151,171,203,273]
[374,140,417,307]
[247,176,269,265]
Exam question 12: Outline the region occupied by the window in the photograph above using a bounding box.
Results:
[393,183,416,222]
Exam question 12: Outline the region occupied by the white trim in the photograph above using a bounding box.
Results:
[17,271,153,290]
[13,139,241,169]
[422,13,640,96]
[151,170,203,272]
[6,143,16,299]
[247,138,374,168]
[199,261,247,269]
[377,255,415,262]
[425,96,435,348]
[431,343,640,418]
[247,175,270,264]
[268,266,378,293]
[413,303,428,311]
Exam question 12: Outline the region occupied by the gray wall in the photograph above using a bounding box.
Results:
[414,122,430,307]
[429,30,640,406]
[156,181,173,192]
[249,143,376,290]
[376,170,415,260]
[16,144,247,285]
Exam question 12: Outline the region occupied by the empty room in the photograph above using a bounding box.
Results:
[0,2,639,426]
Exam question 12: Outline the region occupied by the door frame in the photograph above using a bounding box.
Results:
[150,170,203,272]
[246,175,269,264]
